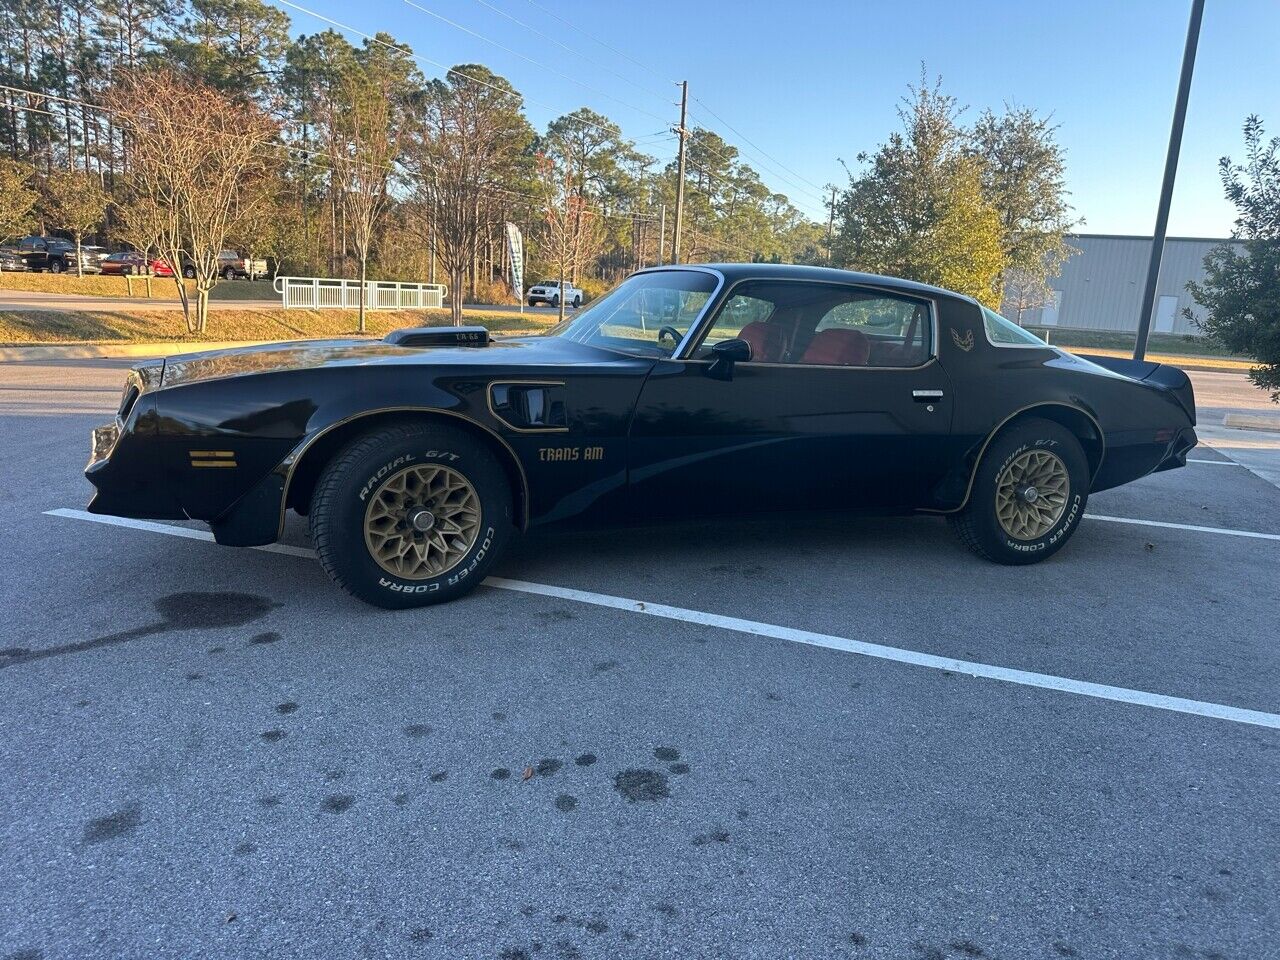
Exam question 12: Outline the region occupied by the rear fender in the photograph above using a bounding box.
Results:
[1077,354,1196,425]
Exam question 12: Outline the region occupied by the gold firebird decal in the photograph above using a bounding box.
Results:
[950,328,975,352]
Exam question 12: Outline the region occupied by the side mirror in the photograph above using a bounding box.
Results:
[706,337,751,381]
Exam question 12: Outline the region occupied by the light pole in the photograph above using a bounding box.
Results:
[671,80,688,264]
[1133,0,1205,361]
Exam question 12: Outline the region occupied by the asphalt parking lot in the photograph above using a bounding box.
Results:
[1,359,1277,960]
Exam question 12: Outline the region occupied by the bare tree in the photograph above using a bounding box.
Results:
[413,66,533,326]
[115,182,168,296]
[104,68,278,333]
[323,66,401,332]
[119,170,193,302]
[543,108,634,284]
[535,153,601,323]
[1000,267,1053,324]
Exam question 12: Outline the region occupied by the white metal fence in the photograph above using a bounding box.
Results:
[273,276,448,311]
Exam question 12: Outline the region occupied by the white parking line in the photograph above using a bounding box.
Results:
[487,577,1280,730]
[45,509,315,557]
[1086,513,1280,542]
[1187,458,1244,466]
[43,507,1280,731]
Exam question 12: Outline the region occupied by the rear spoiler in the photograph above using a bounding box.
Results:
[1077,354,1196,425]
[385,325,489,348]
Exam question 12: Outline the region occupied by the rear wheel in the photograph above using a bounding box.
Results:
[551,294,560,307]
[572,295,582,308]
[183,265,196,279]
[949,417,1089,565]
[309,421,515,608]
[49,260,63,274]
[223,266,236,280]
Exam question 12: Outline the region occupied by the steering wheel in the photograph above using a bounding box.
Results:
[657,325,683,348]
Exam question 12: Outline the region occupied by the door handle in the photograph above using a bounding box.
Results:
[912,389,944,402]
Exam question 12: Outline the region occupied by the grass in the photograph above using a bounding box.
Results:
[0,272,276,301]
[1026,325,1244,360]
[0,308,556,345]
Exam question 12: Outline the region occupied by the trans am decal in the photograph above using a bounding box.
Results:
[539,446,604,462]
[950,328,975,352]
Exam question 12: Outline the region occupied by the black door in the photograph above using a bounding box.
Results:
[627,279,955,517]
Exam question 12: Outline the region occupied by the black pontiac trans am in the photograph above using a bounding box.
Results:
[86,264,1198,607]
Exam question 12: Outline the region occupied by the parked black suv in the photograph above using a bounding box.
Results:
[16,236,108,274]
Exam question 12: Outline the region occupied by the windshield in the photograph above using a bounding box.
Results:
[548,269,718,358]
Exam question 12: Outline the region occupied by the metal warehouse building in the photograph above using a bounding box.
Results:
[1009,233,1242,337]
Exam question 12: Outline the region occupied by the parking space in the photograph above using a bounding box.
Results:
[1,359,1277,960]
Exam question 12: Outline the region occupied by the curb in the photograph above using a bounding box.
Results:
[1224,412,1280,434]
[1196,424,1280,492]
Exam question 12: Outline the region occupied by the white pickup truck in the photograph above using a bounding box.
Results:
[526,279,583,308]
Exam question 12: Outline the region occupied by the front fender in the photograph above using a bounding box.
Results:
[165,366,509,547]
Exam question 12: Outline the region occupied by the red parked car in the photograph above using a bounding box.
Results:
[100,251,174,277]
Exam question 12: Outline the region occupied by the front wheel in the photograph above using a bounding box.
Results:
[551,294,560,307]
[309,421,515,608]
[949,417,1089,565]
[183,265,196,279]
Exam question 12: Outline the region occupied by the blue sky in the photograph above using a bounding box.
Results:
[274,0,1280,237]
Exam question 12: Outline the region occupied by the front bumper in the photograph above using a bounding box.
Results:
[85,421,188,521]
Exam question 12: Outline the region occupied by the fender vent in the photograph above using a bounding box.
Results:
[384,326,489,348]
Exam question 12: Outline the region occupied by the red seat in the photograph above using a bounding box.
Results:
[801,328,870,366]
[737,321,787,363]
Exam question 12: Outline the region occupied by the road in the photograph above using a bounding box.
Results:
[0,360,1276,960]
[0,288,564,315]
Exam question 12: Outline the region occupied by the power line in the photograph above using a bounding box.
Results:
[399,0,671,126]
[511,0,829,220]
[0,82,660,225]
[690,95,828,195]
[519,0,679,87]
[465,0,674,107]
[683,225,758,260]
[275,0,666,161]
[7,88,750,258]
[683,112,831,214]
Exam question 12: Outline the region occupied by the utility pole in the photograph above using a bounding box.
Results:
[658,203,666,265]
[429,213,437,285]
[826,185,837,265]
[1133,0,1204,361]
[671,80,688,264]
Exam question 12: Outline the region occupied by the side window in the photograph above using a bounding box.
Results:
[982,306,1048,347]
[699,293,774,351]
[814,295,931,366]
[693,280,932,367]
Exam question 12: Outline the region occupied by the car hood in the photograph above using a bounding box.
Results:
[159,334,630,388]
